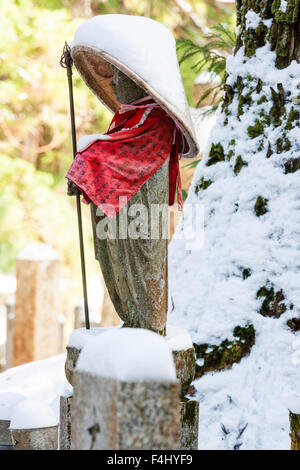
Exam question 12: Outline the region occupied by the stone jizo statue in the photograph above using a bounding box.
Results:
[66,14,199,335]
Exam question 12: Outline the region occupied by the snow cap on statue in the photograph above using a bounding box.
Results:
[71,14,199,158]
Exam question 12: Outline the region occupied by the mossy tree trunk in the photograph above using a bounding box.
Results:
[193,0,300,375]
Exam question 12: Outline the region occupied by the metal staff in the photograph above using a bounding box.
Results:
[60,42,90,330]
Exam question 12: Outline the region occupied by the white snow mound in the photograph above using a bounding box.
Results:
[0,392,26,420]
[10,399,58,430]
[166,325,193,351]
[68,324,122,350]
[76,328,177,382]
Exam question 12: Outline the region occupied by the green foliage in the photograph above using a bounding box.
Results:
[0,155,87,273]
[177,24,236,107]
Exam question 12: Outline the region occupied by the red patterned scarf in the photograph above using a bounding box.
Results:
[66,97,182,218]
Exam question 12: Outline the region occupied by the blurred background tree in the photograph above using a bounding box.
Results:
[0,0,235,275]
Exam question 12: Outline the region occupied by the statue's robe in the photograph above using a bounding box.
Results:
[66,97,182,334]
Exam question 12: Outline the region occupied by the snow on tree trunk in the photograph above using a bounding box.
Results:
[168,0,300,450]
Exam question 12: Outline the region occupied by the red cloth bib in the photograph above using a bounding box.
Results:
[66,98,182,218]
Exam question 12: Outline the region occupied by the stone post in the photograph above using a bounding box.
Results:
[72,374,180,450]
[11,426,58,450]
[5,298,14,370]
[167,326,199,450]
[71,328,181,450]
[13,243,60,366]
[290,411,300,450]
[59,395,72,450]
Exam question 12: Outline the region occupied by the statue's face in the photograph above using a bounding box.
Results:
[111,65,147,104]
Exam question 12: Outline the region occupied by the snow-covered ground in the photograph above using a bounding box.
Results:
[0,354,66,422]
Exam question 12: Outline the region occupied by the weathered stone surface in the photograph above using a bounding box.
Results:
[59,396,72,450]
[172,347,196,397]
[90,72,169,336]
[13,255,60,366]
[290,411,300,450]
[172,346,198,450]
[100,283,121,327]
[65,346,81,385]
[0,420,13,448]
[11,426,58,450]
[180,398,199,450]
[91,159,169,336]
[71,370,181,450]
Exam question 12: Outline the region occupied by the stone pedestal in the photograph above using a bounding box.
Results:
[172,347,196,397]
[59,396,72,450]
[180,398,199,450]
[5,301,14,369]
[65,346,81,385]
[71,370,181,450]
[290,411,300,450]
[172,346,199,450]
[0,420,13,450]
[13,244,60,366]
[10,426,58,450]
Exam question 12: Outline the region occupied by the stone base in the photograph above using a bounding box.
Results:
[0,420,13,448]
[59,396,72,450]
[11,426,58,450]
[180,398,199,450]
[71,370,181,450]
[172,347,196,397]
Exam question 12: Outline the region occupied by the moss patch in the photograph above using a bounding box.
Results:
[276,136,291,153]
[254,196,268,216]
[287,318,300,332]
[195,177,213,194]
[194,324,255,378]
[247,120,264,138]
[285,107,300,130]
[270,84,285,127]
[242,267,252,279]
[284,157,300,174]
[234,156,248,175]
[256,285,288,317]
[206,143,225,167]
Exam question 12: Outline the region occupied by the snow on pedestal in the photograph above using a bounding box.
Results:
[65,325,122,385]
[10,399,58,450]
[13,243,60,366]
[71,328,180,450]
[0,392,25,449]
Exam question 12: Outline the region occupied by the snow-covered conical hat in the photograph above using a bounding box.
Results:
[71,14,199,158]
